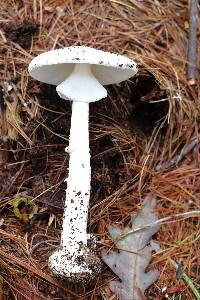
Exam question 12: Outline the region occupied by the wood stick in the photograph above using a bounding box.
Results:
[156,137,199,171]
[187,0,198,85]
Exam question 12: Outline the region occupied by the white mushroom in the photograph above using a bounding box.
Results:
[28,46,137,283]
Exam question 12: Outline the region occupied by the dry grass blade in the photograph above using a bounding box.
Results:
[0,249,77,297]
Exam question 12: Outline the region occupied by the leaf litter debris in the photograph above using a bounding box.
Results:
[0,0,199,299]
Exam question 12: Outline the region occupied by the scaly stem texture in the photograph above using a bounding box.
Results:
[61,101,90,253]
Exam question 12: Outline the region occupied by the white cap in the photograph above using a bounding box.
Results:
[28,46,137,86]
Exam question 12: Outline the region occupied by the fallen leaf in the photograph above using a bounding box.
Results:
[101,195,160,300]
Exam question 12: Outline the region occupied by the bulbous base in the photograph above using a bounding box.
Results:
[48,245,102,283]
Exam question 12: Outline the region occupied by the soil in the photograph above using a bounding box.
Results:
[3,19,39,49]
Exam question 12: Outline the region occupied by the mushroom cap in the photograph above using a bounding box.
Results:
[28,46,137,86]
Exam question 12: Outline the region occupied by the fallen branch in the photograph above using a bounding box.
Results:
[187,0,198,85]
[156,137,199,171]
[117,210,200,241]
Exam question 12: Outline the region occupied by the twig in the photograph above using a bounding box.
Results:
[168,258,200,300]
[156,137,199,171]
[116,210,200,241]
[187,0,198,85]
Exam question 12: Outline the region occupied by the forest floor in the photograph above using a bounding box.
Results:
[0,1,199,299]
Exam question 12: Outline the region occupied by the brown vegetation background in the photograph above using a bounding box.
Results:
[0,0,199,299]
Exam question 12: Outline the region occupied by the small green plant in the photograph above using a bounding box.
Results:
[10,195,37,222]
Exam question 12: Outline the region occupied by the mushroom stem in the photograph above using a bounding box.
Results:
[62,100,90,253]
[48,100,102,282]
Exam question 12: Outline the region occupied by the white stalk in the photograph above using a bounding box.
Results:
[61,100,90,254]
[48,63,106,281]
